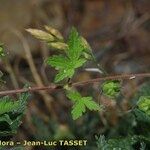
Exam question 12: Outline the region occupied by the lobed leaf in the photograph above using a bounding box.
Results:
[45,27,88,83]
[54,69,74,83]
[46,55,69,69]
[67,91,82,102]
[83,97,102,111]
[0,91,30,138]
[46,53,86,82]
[74,58,86,68]
[67,90,102,120]
[96,135,137,150]
[15,92,30,113]
[71,101,86,120]
[0,96,19,115]
[67,27,84,60]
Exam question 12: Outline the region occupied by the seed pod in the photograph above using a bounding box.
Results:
[137,96,150,116]
[48,42,68,51]
[101,80,121,99]
[26,29,55,42]
[44,25,64,41]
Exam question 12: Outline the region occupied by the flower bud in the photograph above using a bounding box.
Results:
[26,29,55,42]
[81,37,92,52]
[48,42,68,51]
[44,25,64,41]
[0,44,5,57]
[80,37,93,59]
[102,80,121,99]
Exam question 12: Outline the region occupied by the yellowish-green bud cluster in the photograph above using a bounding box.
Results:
[102,80,121,99]
[137,96,150,116]
[26,26,68,51]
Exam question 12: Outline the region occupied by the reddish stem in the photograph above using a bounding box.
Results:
[0,73,149,96]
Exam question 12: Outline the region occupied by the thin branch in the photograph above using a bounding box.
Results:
[0,84,59,96]
[73,73,150,86]
[0,73,150,96]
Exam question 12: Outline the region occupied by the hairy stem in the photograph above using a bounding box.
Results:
[0,73,149,96]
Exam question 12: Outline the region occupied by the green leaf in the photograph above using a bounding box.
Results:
[15,91,30,113]
[67,90,101,120]
[71,100,86,120]
[0,114,22,137]
[107,137,136,150]
[46,55,69,69]
[47,54,86,83]
[67,91,81,102]
[96,135,137,150]
[10,114,23,131]
[46,27,88,83]
[67,27,84,60]
[0,90,29,138]
[95,135,109,150]
[54,69,74,83]
[74,58,86,68]
[83,97,101,111]
[0,114,12,124]
[0,96,19,115]
[0,92,29,115]
[133,108,150,123]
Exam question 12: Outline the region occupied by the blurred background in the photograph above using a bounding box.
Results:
[0,0,150,150]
